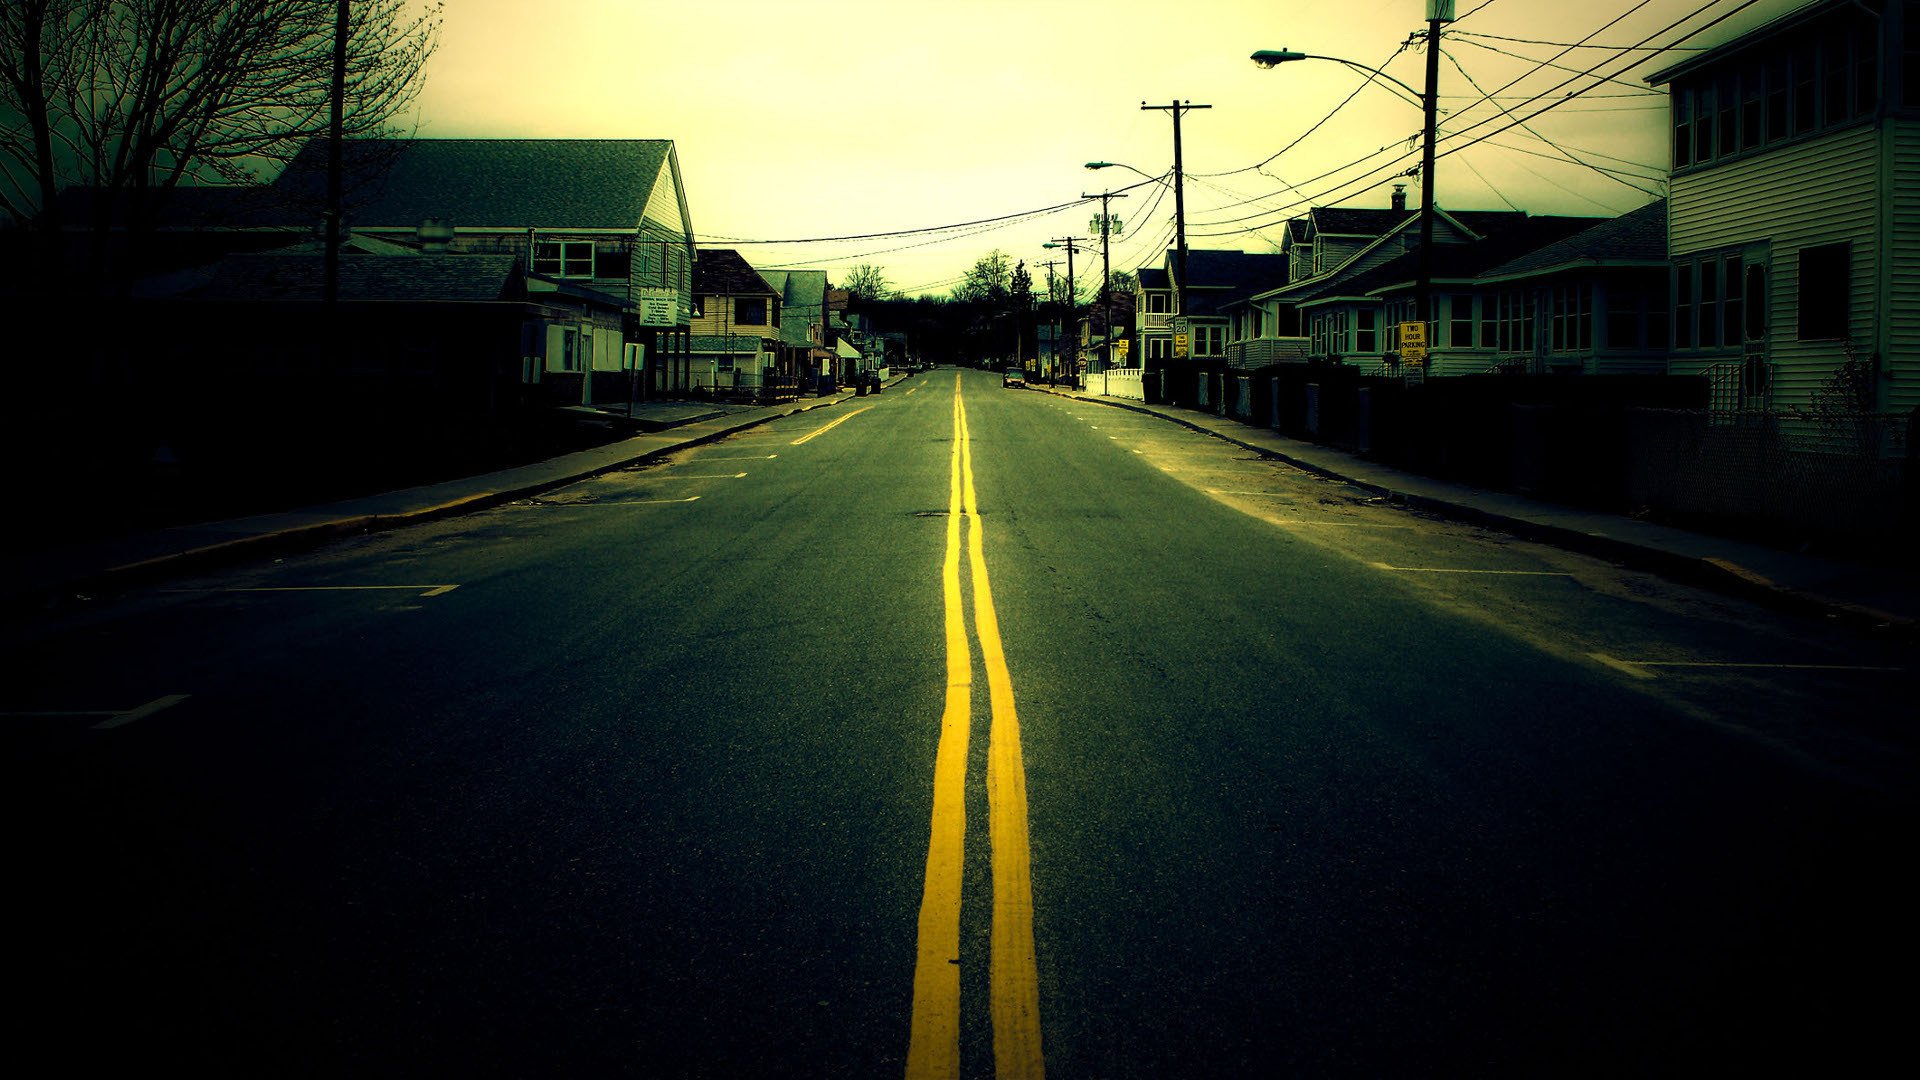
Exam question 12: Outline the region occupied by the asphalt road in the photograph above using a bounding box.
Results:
[6,367,1915,1077]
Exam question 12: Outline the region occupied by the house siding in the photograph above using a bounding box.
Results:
[1890,117,1920,419]
[1667,122,1880,407]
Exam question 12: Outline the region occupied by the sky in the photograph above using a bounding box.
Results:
[401,0,1811,298]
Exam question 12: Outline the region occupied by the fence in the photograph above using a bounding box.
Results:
[1083,367,1145,400]
[1627,410,1907,542]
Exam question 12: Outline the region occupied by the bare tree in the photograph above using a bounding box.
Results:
[0,0,440,239]
[953,249,1011,304]
[842,262,892,303]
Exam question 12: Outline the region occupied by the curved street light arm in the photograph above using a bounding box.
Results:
[1249,50,1424,105]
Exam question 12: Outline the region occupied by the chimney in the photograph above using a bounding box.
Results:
[417,218,453,253]
[1391,184,1407,212]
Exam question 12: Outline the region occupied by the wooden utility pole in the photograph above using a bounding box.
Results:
[1141,100,1210,319]
[1083,190,1129,370]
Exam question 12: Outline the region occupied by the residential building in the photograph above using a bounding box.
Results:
[1648,0,1919,435]
[689,249,780,389]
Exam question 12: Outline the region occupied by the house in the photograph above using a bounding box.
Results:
[248,138,698,400]
[1465,201,1669,377]
[759,269,833,387]
[1240,196,1527,369]
[1647,0,1918,438]
[689,249,780,389]
[1133,267,1174,363]
[118,248,637,483]
[1301,212,1620,375]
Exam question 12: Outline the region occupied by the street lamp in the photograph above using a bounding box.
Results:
[1253,1,1453,351]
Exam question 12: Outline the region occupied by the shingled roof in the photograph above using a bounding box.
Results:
[1479,199,1667,280]
[267,139,677,229]
[1137,267,1170,290]
[1320,215,1611,300]
[694,249,777,296]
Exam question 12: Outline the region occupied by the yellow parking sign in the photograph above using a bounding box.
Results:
[1398,321,1426,348]
[1174,333,1189,358]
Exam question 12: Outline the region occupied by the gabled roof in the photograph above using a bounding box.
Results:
[153,251,623,308]
[1479,199,1667,281]
[1311,215,1611,302]
[1137,267,1170,290]
[1312,206,1405,237]
[763,268,829,348]
[268,138,680,231]
[1284,217,1312,244]
[1183,249,1289,290]
[693,248,777,295]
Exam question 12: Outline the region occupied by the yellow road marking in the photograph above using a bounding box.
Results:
[959,390,1046,1079]
[1370,563,1572,576]
[791,405,875,445]
[907,383,974,1079]
[907,375,1046,1079]
[164,584,459,597]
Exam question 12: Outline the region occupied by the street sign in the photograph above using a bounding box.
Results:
[1398,321,1426,348]
[1117,339,1130,360]
[1174,333,1189,357]
[637,287,680,328]
[1171,316,1188,335]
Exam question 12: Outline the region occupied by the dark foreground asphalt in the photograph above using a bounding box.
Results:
[6,368,1914,1077]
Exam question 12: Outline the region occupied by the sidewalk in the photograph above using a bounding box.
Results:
[4,380,899,613]
[1039,384,1920,637]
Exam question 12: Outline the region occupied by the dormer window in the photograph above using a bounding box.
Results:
[534,240,595,278]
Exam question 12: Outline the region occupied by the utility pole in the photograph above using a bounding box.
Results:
[1141,100,1210,319]
[1040,259,1060,377]
[1082,190,1129,371]
[1417,2,1453,341]
[1044,238,1085,386]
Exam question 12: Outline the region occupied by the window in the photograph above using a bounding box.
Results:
[1550,284,1592,353]
[1146,291,1170,313]
[735,298,768,325]
[1673,86,1693,169]
[1698,259,1719,349]
[534,240,595,278]
[1445,294,1470,348]
[1740,68,1763,149]
[1717,73,1738,157]
[1674,265,1693,349]
[1355,310,1377,354]
[1331,310,1350,355]
[1497,290,1535,353]
[557,328,581,371]
[1723,258,1744,346]
[1797,243,1850,340]
[1744,264,1768,341]
[1606,291,1641,351]
[1766,52,1790,141]
[1311,313,1326,355]
[1671,12,1880,170]
[1907,0,1920,108]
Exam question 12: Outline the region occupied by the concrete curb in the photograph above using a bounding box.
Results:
[1039,386,1918,638]
[19,389,872,611]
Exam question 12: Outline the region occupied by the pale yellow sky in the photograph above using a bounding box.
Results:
[404,0,1806,295]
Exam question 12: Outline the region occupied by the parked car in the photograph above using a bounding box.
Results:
[1003,368,1026,388]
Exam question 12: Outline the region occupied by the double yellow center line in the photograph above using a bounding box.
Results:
[906,376,1044,1079]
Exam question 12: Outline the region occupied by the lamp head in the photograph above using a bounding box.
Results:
[1251,49,1305,69]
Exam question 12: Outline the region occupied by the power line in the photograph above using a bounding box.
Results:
[1441,47,1666,196]
[1452,29,1706,51]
